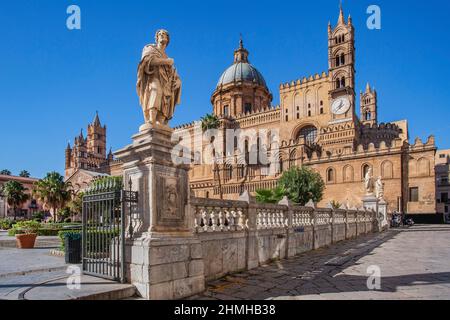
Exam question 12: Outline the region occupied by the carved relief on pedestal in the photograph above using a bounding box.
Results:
[156,167,188,228]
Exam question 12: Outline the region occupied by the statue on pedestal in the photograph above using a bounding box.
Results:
[137,29,182,128]
[375,176,384,200]
[364,167,375,196]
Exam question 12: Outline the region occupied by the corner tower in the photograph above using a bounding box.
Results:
[211,39,272,118]
[360,83,378,126]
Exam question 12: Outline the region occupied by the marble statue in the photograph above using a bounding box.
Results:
[364,167,374,195]
[137,29,182,128]
[375,176,384,199]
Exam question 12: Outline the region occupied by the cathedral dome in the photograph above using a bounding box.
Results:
[216,39,268,89]
[217,62,267,88]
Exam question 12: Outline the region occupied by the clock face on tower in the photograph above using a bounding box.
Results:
[331,97,351,115]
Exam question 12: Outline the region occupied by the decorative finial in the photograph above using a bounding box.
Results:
[239,33,244,49]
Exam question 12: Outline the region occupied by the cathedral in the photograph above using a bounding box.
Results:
[174,6,437,215]
[64,7,438,216]
[64,113,122,191]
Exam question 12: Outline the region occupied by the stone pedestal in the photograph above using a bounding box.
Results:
[115,125,205,300]
[378,199,388,230]
[362,194,379,213]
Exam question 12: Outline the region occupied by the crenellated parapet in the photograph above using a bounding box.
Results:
[279,72,329,92]
[406,135,436,152]
[303,137,404,164]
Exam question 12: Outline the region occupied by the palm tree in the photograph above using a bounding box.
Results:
[200,114,220,132]
[0,170,12,176]
[19,170,31,178]
[33,172,72,222]
[200,114,223,199]
[1,181,30,220]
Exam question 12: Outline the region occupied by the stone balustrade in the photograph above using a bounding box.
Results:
[189,194,381,281]
[191,198,247,233]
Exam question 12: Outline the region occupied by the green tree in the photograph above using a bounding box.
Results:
[256,166,325,205]
[255,186,286,204]
[0,170,12,176]
[67,191,84,218]
[200,114,223,199]
[278,166,325,205]
[19,170,31,178]
[1,181,30,220]
[33,172,72,223]
[89,176,123,192]
[200,113,220,132]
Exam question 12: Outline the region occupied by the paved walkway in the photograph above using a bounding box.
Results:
[0,243,135,300]
[193,225,450,300]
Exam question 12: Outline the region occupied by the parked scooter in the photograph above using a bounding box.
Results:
[391,213,402,228]
[404,217,415,227]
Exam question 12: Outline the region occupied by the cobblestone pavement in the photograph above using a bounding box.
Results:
[192,225,450,300]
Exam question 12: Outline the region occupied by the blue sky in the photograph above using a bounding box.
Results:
[1,0,449,178]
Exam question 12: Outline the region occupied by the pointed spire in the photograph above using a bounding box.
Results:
[79,129,84,139]
[92,111,101,127]
[366,82,371,93]
[348,14,352,26]
[337,1,345,25]
[66,141,72,150]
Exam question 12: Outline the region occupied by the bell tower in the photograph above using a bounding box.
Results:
[360,83,377,126]
[328,4,356,123]
[87,112,107,159]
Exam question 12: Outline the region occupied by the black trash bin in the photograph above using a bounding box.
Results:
[65,236,82,264]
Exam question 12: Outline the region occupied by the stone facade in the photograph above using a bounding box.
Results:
[436,149,450,220]
[175,7,437,215]
[65,113,122,183]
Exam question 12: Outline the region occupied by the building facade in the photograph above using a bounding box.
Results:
[435,149,450,221]
[175,7,437,215]
[0,175,43,219]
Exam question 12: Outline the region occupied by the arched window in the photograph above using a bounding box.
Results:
[224,164,233,181]
[365,112,372,121]
[336,79,341,89]
[341,77,346,88]
[335,56,340,67]
[278,156,284,175]
[289,150,297,168]
[340,54,345,65]
[327,168,335,184]
[298,126,318,145]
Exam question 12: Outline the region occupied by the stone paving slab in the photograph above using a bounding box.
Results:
[194,225,450,300]
[0,243,136,300]
[0,247,67,277]
[0,271,135,300]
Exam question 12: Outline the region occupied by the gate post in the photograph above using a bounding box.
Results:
[115,126,205,300]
